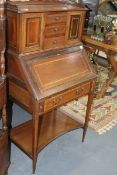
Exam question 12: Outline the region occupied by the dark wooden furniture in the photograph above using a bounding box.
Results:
[98,0,117,15]
[82,34,117,98]
[82,0,99,27]
[0,80,9,175]
[0,0,9,174]
[6,0,96,173]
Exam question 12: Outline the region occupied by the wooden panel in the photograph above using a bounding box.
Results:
[32,52,89,88]
[43,36,65,50]
[7,12,17,47]
[66,11,85,44]
[44,82,90,111]
[9,81,32,109]
[8,55,24,81]
[69,15,80,40]
[20,13,42,53]
[45,12,67,25]
[26,17,41,47]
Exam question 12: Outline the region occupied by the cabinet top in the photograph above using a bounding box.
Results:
[6,0,87,13]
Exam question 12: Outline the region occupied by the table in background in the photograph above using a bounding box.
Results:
[82,34,117,99]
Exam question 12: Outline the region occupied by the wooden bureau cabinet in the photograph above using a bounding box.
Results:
[0,0,9,174]
[6,0,96,173]
[7,2,86,53]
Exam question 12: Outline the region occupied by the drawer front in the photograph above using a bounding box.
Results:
[45,13,67,25]
[44,24,66,38]
[43,36,65,50]
[44,82,91,112]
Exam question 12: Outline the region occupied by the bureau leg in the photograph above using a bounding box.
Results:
[2,104,7,130]
[32,102,40,174]
[82,81,95,142]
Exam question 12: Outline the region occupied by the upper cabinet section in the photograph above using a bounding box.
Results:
[6,0,86,54]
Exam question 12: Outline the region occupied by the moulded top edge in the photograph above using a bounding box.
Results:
[6,0,87,13]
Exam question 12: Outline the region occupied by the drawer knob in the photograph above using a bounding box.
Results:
[55,16,60,20]
[53,40,57,44]
[54,28,58,32]
[76,89,83,95]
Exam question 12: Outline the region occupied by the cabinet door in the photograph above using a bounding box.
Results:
[20,13,43,53]
[67,11,85,44]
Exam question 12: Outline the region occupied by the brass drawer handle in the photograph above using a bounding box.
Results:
[53,96,63,105]
[76,88,83,95]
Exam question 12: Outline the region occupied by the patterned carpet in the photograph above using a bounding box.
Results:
[60,66,117,135]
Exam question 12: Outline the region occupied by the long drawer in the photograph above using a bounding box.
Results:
[44,82,91,112]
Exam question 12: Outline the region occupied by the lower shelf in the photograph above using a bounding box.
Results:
[10,110,82,158]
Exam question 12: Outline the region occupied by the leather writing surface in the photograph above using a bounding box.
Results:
[32,52,89,88]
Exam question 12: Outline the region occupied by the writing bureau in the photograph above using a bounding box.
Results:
[6,0,96,173]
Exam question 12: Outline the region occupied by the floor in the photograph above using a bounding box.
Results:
[3,104,117,175]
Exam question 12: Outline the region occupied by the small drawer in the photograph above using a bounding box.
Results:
[44,82,91,112]
[43,36,65,50]
[45,13,67,25]
[44,24,66,38]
